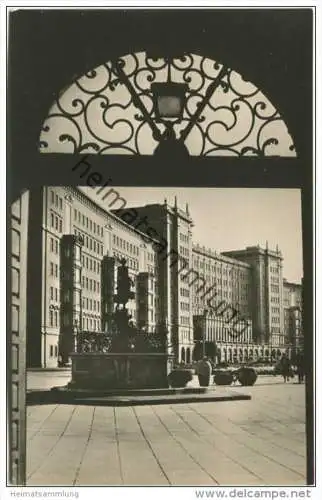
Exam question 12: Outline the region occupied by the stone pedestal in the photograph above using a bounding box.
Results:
[70,352,174,390]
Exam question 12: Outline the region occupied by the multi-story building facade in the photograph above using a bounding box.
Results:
[26,187,159,368]
[283,279,303,359]
[114,197,195,363]
[191,244,253,363]
[223,245,285,347]
[25,187,302,367]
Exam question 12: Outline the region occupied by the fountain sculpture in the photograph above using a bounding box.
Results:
[69,259,174,390]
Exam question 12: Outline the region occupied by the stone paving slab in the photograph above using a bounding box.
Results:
[27,382,307,486]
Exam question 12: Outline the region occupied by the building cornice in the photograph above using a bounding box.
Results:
[192,244,251,268]
[62,187,160,246]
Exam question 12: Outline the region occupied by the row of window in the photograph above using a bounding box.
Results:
[74,229,104,256]
[194,291,249,303]
[179,233,189,244]
[50,286,59,302]
[180,316,190,325]
[50,262,59,278]
[50,211,63,233]
[113,251,139,271]
[82,276,100,293]
[193,260,248,279]
[271,316,281,324]
[270,266,279,274]
[271,297,280,304]
[50,190,63,211]
[199,279,248,299]
[83,318,101,331]
[147,252,155,262]
[49,345,59,358]
[113,234,139,256]
[49,309,59,327]
[271,284,280,293]
[82,297,100,312]
[192,273,250,290]
[51,312,101,329]
[50,237,60,254]
[181,329,191,341]
[82,255,101,274]
[180,302,190,312]
[179,245,189,257]
[74,208,104,237]
[271,276,279,284]
[180,288,190,298]
[204,324,251,341]
[271,307,280,314]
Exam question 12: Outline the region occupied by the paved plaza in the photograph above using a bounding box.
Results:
[26,376,306,487]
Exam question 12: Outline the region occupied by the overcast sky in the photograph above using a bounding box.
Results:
[80,186,303,284]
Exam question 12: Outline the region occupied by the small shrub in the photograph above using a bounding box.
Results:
[168,369,193,388]
[213,370,234,386]
[237,367,257,386]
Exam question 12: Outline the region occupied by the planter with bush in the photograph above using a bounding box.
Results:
[213,370,234,386]
[237,367,258,386]
[168,369,193,388]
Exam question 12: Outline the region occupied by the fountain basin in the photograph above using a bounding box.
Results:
[70,352,174,390]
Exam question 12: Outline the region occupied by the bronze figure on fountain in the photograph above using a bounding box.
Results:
[115,258,135,310]
[110,258,136,353]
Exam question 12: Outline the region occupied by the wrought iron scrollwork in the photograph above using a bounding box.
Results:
[76,330,166,354]
[39,51,296,157]
[76,331,112,353]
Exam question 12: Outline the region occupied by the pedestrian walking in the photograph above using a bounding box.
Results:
[296,351,305,384]
[280,353,292,383]
[196,357,212,387]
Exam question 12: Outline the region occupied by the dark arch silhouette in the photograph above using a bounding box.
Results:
[9,9,312,198]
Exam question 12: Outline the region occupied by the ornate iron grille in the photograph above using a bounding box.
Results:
[76,329,167,353]
[39,51,296,157]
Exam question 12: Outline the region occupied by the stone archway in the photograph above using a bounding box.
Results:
[186,347,191,364]
[181,347,186,363]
